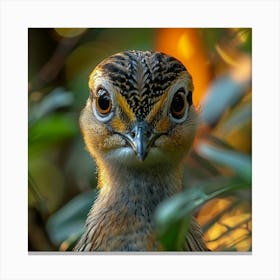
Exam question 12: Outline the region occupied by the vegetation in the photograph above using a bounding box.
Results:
[28,28,251,251]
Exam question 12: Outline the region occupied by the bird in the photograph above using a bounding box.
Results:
[74,50,207,251]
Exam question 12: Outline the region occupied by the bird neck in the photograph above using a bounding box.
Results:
[78,161,184,251]
[97,161,183,205]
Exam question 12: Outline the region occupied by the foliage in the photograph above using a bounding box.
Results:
[28,28,155,250]
[156,121,251,250]
[28,28,251,251]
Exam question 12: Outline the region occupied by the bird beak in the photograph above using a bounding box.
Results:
[122,121,158,161]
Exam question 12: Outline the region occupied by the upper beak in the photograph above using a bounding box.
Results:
[121,121,158,161]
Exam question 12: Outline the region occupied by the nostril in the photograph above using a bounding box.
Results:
[130,131,136,138]
[146,130,151,138]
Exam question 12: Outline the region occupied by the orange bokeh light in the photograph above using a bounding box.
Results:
[155,28,212,107]
[197,197,251,251]
[156,28,251,251]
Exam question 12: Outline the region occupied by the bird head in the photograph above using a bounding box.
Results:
[80,51,198,169]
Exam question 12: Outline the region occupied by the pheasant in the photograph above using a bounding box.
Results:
[74,50,207,251]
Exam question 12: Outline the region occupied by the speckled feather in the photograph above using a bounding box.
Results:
[75,50,207,251]
[90,50,191,120]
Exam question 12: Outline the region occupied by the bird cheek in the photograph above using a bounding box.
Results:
[154,117,171,134]
[110,116,127,134]
[82,125,109,157]
[154,126,195,154]
[85,127,125,153]
[103,134,126,150]
[154,135,169,150]
[154,135,178,152]
[173,126,196,153]
[80,107,110,153]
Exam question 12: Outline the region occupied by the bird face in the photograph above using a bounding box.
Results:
[80,51,197,168]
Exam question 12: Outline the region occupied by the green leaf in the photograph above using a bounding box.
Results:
[29,113,79,147]
[28,158,66,213]
[155,177,250,250]
[46,189,97,246]
[188,150,221,178]
[238,29,252,53]
[201,76,245,125]
[215,94,252,137]
[29,87,74,124]
[28,171,48,215]
[197,142,251,183]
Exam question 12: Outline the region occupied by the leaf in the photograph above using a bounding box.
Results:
[28,158,66,213]
[28,171,48,215]
[155,177,250,250]
[196,142,251,183]
[29,112,79,147]
[201,76,245,125]
[217,98,251,135]
[29,87,74,125]
[46,189,97,246]
[188,150,221,178]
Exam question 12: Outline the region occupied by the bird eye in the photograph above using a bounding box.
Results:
[96,88,112,116]
[170,90,187,119]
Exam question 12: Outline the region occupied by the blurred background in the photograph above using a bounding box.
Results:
[28,28,251,251]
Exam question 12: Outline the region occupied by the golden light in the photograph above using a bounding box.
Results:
[177,33,195,60]
[54,28,87,38]
[231,28,250,44]
[155,28,212,107]
[197,198,251,251]
[215,44,238,67]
